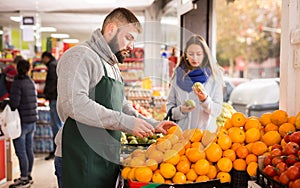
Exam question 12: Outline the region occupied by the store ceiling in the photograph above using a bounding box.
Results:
[0,0,160,42]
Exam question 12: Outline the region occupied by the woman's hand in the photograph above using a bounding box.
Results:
[180,103,195,113]
[155,121,177,134]
[192,85,208,102]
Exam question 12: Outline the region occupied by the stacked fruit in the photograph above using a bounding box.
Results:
[121,126,236,184]
[216,102,236,127]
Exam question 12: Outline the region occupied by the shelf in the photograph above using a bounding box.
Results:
[32,67,48,71]
[0,58,13,63]
[124,58,143,62]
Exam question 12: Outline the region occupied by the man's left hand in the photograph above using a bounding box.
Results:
[155,121,177,134]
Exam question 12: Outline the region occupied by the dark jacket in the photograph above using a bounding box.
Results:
[44,59,58,100]
[9,75,38,123]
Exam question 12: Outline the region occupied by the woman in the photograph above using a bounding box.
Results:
[9,59,38,188]
[166,35,223,132]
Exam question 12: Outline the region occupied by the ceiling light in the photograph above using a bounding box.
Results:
[63,39,79,44]
[10,16,22,22]
[51,33,70,38]
[40,27,57,32]
[0,30,3,35]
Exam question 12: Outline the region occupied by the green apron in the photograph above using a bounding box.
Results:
[62,60,124,188]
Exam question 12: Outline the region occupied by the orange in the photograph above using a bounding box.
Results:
[176,160,190,174]
[217,157,233,172]
[217,172,231,183]
[121,167,131,180]
[179,155,189,163]
[164,134,179,145]
[245,143,253,154]
[172,142,185,156]
[264,123,279,132]
[271,110,288,126]
[245,118,262,130]
[247,162,258,177]
[278,123,296,137]
[261,131,281,146]
[160,162,176,179]
[231,142,242,151]
[156,138,172,152]
[295,115,300,129]
[223,118,232,130]
[230,112,246,127]
[195,175,209,182]
[223,149,236,161]
[172,172,186,184]
[189,128,203,143]
[288,116,296,124]
[135,166,153,182]
[207,165,218,179]
[228,127,245,143]
[260,112,272,126]
[245,154,258,164]
[145,159,158,171]
[251,141,267,156]
[186,169,198,181]
[147,149,164,163]
[205,143,222,163]
[127,168,136,180]
[152,172,165,183]
[122,157,131,167]
[167,125,183,137]
[233,159,247,171]
[217,127,228,137]
[235,145,249,159]
[245,128,261,143]
[165,180,172,184]
[182,129,193,139]
[191,141,204,150]
[146,144,157,157]
[131,149,146,157]
[194,159,210,175]
[217,135,232,150]
[163,149,180,165]
[186,147,206,163]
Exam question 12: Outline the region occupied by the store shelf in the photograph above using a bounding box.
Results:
[0,58,13,63]
[123,58,143,62]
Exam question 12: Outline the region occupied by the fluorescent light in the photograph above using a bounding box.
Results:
[10,16,22,22]
[40,27,57,32]
[0,30,3,35]
[63,39,79,43]
[51,33,70,38]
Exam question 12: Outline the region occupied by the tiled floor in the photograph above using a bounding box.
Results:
[0,153,57,188]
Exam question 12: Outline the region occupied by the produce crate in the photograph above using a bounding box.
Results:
[230,169,250,188]
[256,168,287,188]
[126,179,224,188]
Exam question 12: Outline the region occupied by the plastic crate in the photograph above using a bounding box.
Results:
[256,168,287,188]
[230,169,250,188]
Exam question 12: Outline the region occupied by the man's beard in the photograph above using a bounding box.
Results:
[108,33,125,63]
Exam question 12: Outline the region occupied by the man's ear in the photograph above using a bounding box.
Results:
[105,23,118,41]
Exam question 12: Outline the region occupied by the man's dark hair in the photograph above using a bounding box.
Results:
[17,60,30,77]
[102,7,142,33]
[41,51,55,60]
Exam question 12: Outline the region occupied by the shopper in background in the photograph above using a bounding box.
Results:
[9,59,38,188]
[166,35,223,132]
[56,7,176,187]
[41,51,63,160]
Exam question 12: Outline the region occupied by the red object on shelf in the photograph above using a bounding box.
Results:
[124,58,144,62]
[0,58,14,63]
[0,140,6,182]
[127,179,150,188]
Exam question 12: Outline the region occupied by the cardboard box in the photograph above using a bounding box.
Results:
[7,154,19,181]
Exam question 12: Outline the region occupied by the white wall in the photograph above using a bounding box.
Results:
[280,0,300,115]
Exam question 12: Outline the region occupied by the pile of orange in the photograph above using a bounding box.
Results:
[121,110,300,185]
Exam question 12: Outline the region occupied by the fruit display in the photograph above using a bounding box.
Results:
[216,102,236,127]
[121,132,164,145]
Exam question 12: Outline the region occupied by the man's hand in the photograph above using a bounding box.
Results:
[131,118,155,138]
[155,121,177,135]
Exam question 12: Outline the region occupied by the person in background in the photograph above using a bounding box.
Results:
[4,55,23,93]
[166,35,223,132]
[9,59,38,188]
[56,7,176,187]
[41,51,63,160]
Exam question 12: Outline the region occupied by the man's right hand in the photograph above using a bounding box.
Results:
[131,118,155,138]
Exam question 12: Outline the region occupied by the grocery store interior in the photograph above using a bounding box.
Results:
[0,0,300,187]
